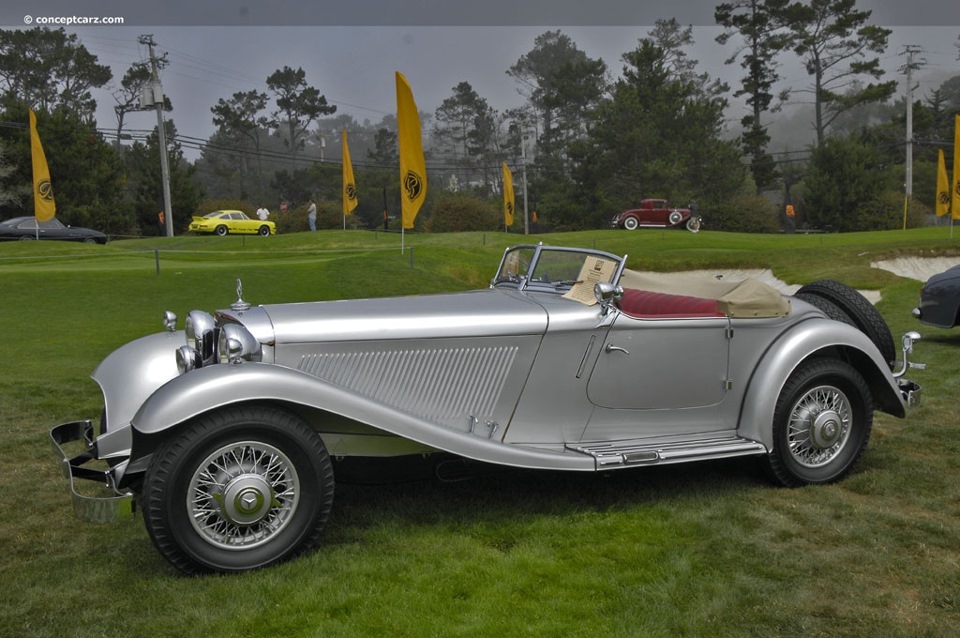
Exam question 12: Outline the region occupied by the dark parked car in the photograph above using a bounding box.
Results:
[611,199,701,233]
[913,263,960,328]
[0,216,107,244]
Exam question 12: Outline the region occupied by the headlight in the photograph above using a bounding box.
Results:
[185,310,217,365]
[176,345,201,374]
[217,323,262,364]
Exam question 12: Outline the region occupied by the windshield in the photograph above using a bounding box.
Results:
[492,245,625,294]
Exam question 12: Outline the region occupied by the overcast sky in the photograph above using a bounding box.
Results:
[2,0,958,156]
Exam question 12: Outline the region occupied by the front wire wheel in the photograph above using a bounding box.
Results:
[143,405,334,574]
[764,358,873,487]
[188,440,299,551]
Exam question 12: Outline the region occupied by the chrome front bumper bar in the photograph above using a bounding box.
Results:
[49,420,135,523]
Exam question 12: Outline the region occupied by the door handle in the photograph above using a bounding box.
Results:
[605,344,629,355]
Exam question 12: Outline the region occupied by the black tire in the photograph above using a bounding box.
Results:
[258,225,270,237]
[142,405,334,574]
[668,210,683,225]
[686,217,701,233]
[764,358,873,487]
[19,235,35,241]
[796,280,895,368]
[215,225,228,236]
[794,291,853,325]
[623,216,639,230]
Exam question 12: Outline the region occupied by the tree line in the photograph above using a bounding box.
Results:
[1,1,959,237]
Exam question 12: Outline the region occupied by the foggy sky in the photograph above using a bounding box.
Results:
[1,1,958,157]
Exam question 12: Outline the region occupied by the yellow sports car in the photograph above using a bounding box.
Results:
[189,210,276,236]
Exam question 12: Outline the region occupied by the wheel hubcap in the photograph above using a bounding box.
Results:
[811,411,842,448]
[188,441,299,550]
[221,474,272,525]
[787,385,852,468]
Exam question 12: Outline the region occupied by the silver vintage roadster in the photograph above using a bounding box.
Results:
[51,244,923,574]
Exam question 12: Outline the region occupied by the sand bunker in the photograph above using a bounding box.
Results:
[871,257,959,283]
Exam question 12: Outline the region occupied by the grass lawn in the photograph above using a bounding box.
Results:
[1,227,959,637]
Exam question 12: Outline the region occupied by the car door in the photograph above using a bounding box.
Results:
[583,312,732,439]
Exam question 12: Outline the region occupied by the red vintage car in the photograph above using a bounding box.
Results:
[611,199,701,232]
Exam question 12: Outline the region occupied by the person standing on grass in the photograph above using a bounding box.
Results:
[256,205,270,221]
[307,199,317,231]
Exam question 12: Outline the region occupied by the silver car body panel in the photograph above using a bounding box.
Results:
[54,245,917,511]
[253,288,548,344]
[90,331,184,459]
[120,292,907,474]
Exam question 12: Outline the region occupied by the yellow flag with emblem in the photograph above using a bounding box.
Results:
[502,162,515,227]
[396,72,426,230]
[29,109,56,222]
[936,149,950,217]
[342,129,358,215]
[953,115,960,220]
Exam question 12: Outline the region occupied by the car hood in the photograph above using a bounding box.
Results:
[223,288,550,344]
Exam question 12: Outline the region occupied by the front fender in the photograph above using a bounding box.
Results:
[131,362,594,472]
[92,331,184,458]
[737,319,905,450]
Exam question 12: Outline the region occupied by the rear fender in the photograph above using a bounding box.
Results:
[737,319,904,450]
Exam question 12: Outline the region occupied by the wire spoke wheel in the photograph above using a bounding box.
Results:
[189,441,299,550]
[786,384,852,468]
[764,358,873,487]
[143,405,334,574]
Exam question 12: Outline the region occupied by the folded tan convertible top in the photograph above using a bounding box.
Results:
[618,269,790,318]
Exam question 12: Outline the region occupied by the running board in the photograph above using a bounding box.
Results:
[568,437,767,468]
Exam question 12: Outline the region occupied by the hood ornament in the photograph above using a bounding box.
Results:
[231,278,251,311]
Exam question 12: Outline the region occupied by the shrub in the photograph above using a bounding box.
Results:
[706,194,781,233]
[425,193,501,233]
[274,200,362,234]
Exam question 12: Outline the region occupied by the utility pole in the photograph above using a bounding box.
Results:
[521,132,530,236]
[900,45,926,228]
[140,34,174,237]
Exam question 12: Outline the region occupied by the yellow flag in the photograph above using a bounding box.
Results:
[936,149,950,217]
[29,109,56,222]
[953,114,960,221]
[502,162,515,227]
[396,72,426,230]
[342,129,358,215]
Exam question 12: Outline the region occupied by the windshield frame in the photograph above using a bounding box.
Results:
[490,244,627,294]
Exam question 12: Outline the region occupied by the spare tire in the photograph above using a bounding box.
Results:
[796,280,895,368]
[794,291,853,325]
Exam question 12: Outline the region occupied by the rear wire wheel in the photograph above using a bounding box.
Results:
[764,358,873,487]
[142,405,334,574]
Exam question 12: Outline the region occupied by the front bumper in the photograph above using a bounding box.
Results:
[50,420,135,523]
[898,379,921,408]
